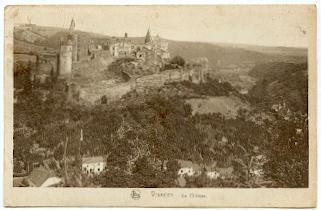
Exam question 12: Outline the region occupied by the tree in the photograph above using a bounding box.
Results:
[101,95,108,104]
[170,56,185,67]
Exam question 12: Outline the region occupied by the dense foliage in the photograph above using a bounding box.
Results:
[249,62,308,112]
[169,56,185,67]
[13,62,309,188]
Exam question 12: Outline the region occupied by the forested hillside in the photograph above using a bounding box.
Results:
[168,40,307,66]
[248,62,308,113]
[14,24,307,68]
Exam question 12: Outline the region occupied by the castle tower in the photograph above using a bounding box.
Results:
[145,28,152,44]
[68,18,78,63]
[59,39,73,77]
[69,18,75,31]
[72,33,78,62]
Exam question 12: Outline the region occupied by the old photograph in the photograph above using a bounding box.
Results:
[4,5,316,207]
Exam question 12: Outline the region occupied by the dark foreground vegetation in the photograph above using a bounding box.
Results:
[14,62,308,188]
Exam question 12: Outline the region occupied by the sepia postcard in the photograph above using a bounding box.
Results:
[4,5,316,207]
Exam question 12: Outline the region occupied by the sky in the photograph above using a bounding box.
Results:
[8,5,314,47]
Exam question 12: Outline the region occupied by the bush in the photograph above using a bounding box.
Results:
[170,56,185,67]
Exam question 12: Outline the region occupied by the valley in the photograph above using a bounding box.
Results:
[13,21,308,188]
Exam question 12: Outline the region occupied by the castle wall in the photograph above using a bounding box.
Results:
[135,68,200,91]
[79,82,133,104]
[72,51,113,73]
[77,67,207,104]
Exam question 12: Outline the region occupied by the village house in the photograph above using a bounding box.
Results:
[82,156,107,175]
[206,171,220,180]
[177,159,234,180]
[203,162,220,180]
[215,167,234,179]
[27,166,62,187]
[177,160,202,177]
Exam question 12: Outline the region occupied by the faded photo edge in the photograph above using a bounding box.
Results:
[3,5,317,207]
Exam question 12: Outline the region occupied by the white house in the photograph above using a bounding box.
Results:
[296,128,303,134]
[178,167,195,177]
[41,177,62,187]
[206,171,220,180]
[82,156,107,175]
[177,160,202,177]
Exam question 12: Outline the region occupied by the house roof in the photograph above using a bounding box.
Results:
[13,177,27,187]
[82,156,105,164]
[177,160,202,171]
[28,166,54,187]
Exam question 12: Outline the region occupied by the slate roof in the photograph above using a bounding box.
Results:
[177,160,202,171]
[28,166,54,187]
[82,156,105,164]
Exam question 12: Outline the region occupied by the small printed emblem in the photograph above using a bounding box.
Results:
[130,189,141,200]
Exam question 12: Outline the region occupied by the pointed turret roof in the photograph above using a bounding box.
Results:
[69,18,75,31]
[145,27,152,44]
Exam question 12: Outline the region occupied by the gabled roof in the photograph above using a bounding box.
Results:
[82,156,105,164]
[145,28,152,44]
[28,166,54,187]
[177,160,202,171]
[69,18,75,31]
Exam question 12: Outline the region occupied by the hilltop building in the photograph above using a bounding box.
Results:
[108,29,170,62]
[58,20,170,79]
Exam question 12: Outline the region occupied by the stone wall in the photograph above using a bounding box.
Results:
[72,51,113,73]
[79,81,133,104]
[135,68,205,91]
[77,67,208,104]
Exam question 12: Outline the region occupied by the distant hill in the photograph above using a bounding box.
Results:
[14,24,308,67]
[213,43,307,57]
[168,40,307,66]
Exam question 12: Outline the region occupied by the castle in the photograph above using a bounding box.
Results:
[14,19,208,106]
[56,19,209,104]
[58,19,171,78]
[108,28,170,62]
